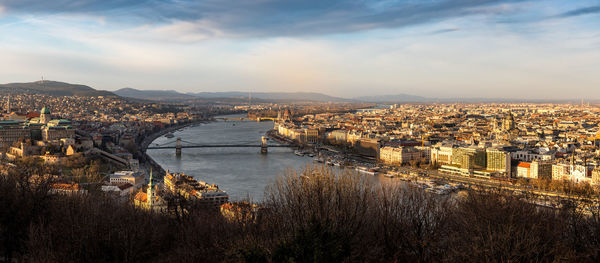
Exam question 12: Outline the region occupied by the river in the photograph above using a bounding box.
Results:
[147,114,314,201]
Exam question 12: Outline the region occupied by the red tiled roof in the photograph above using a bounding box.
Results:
[134,192,147,202]
[26,112,40,119]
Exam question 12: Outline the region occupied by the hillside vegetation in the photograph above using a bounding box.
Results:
[0,81,116,97]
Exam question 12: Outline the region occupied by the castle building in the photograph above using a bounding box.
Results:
[0,107,74,148]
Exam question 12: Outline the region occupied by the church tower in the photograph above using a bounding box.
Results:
[6,95,10,113]
[502,111,515,131]
[147,169,155,208]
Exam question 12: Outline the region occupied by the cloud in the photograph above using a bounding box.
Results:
[0,0,524,37]
[429,28,460,35]
[0,0,150,13]
[556,5,600,18]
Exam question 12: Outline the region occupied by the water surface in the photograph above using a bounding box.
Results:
[147,115,311,201]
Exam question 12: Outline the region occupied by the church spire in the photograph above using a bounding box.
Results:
[147,168,154,207]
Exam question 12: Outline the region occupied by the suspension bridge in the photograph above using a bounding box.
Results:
[146,137,293,155]
[215,116,277,121]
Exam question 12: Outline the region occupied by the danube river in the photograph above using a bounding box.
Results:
[147,115,313,201]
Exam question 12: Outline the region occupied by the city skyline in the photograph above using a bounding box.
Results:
[0,0,599,99]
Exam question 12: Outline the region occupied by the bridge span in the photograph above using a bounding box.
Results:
[147,144,292,149]
[216,116,277,121]
[146,136,294,155]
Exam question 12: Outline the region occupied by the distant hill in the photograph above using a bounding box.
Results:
[353,94,429,103]
[114,88,194,101]
[115,89,349,102]
[0,81,116,97]
[352,94,597,104]
[187,91,349,102]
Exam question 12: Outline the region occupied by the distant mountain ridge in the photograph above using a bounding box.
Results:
[353,94,598,103]
[353,94,429,103]
[114,88,194,100]
[114,88,349,102]
[3,82,590,104]
[187,91,349,102]
[0,81,115,97]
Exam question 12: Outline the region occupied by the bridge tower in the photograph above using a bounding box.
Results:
[261,136,268,154]
[176,137,182,157]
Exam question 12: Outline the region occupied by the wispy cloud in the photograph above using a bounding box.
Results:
[0,0,150,13]
[1,0,599,99]
[430,28,460,35]
[556,5,600,18]
[0,0,525,37]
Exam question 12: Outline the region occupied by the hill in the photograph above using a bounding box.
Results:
[115,88,349,102]
[353,94,429,103]
[0,81,116,97]
[114,88,194,101]
[188,91,349,102]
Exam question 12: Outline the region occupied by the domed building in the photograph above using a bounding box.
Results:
[0,107,74,149]
[502,112,516,131]
[40,107,51,124]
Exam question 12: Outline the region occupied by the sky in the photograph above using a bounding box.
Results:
[0,0,599,99]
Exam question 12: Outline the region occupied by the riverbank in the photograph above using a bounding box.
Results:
[265,129,600,209]
[265,129,296,145]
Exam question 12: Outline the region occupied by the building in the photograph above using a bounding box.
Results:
[110,170,145,187]
[502,112,515,131]
[304,128,319,144]
[0,107,74,149]
[379,146,425,165]
[40,107,50,124]
[570,164,591,183]
[326,129,347,145]
[0,121,32,148]
[431,145,454,165]
[552,163,571,181]
[43,119,75,141]
[460,153,476,170]
[486,148,511,176]
[134,170,165,211]
[512,150,554,162]
[163,171,229,206]
[453,147,486,169]
[530,160,553,180]
[517,162,531,178]
[592,168,600,186]
[102,183,135,199]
